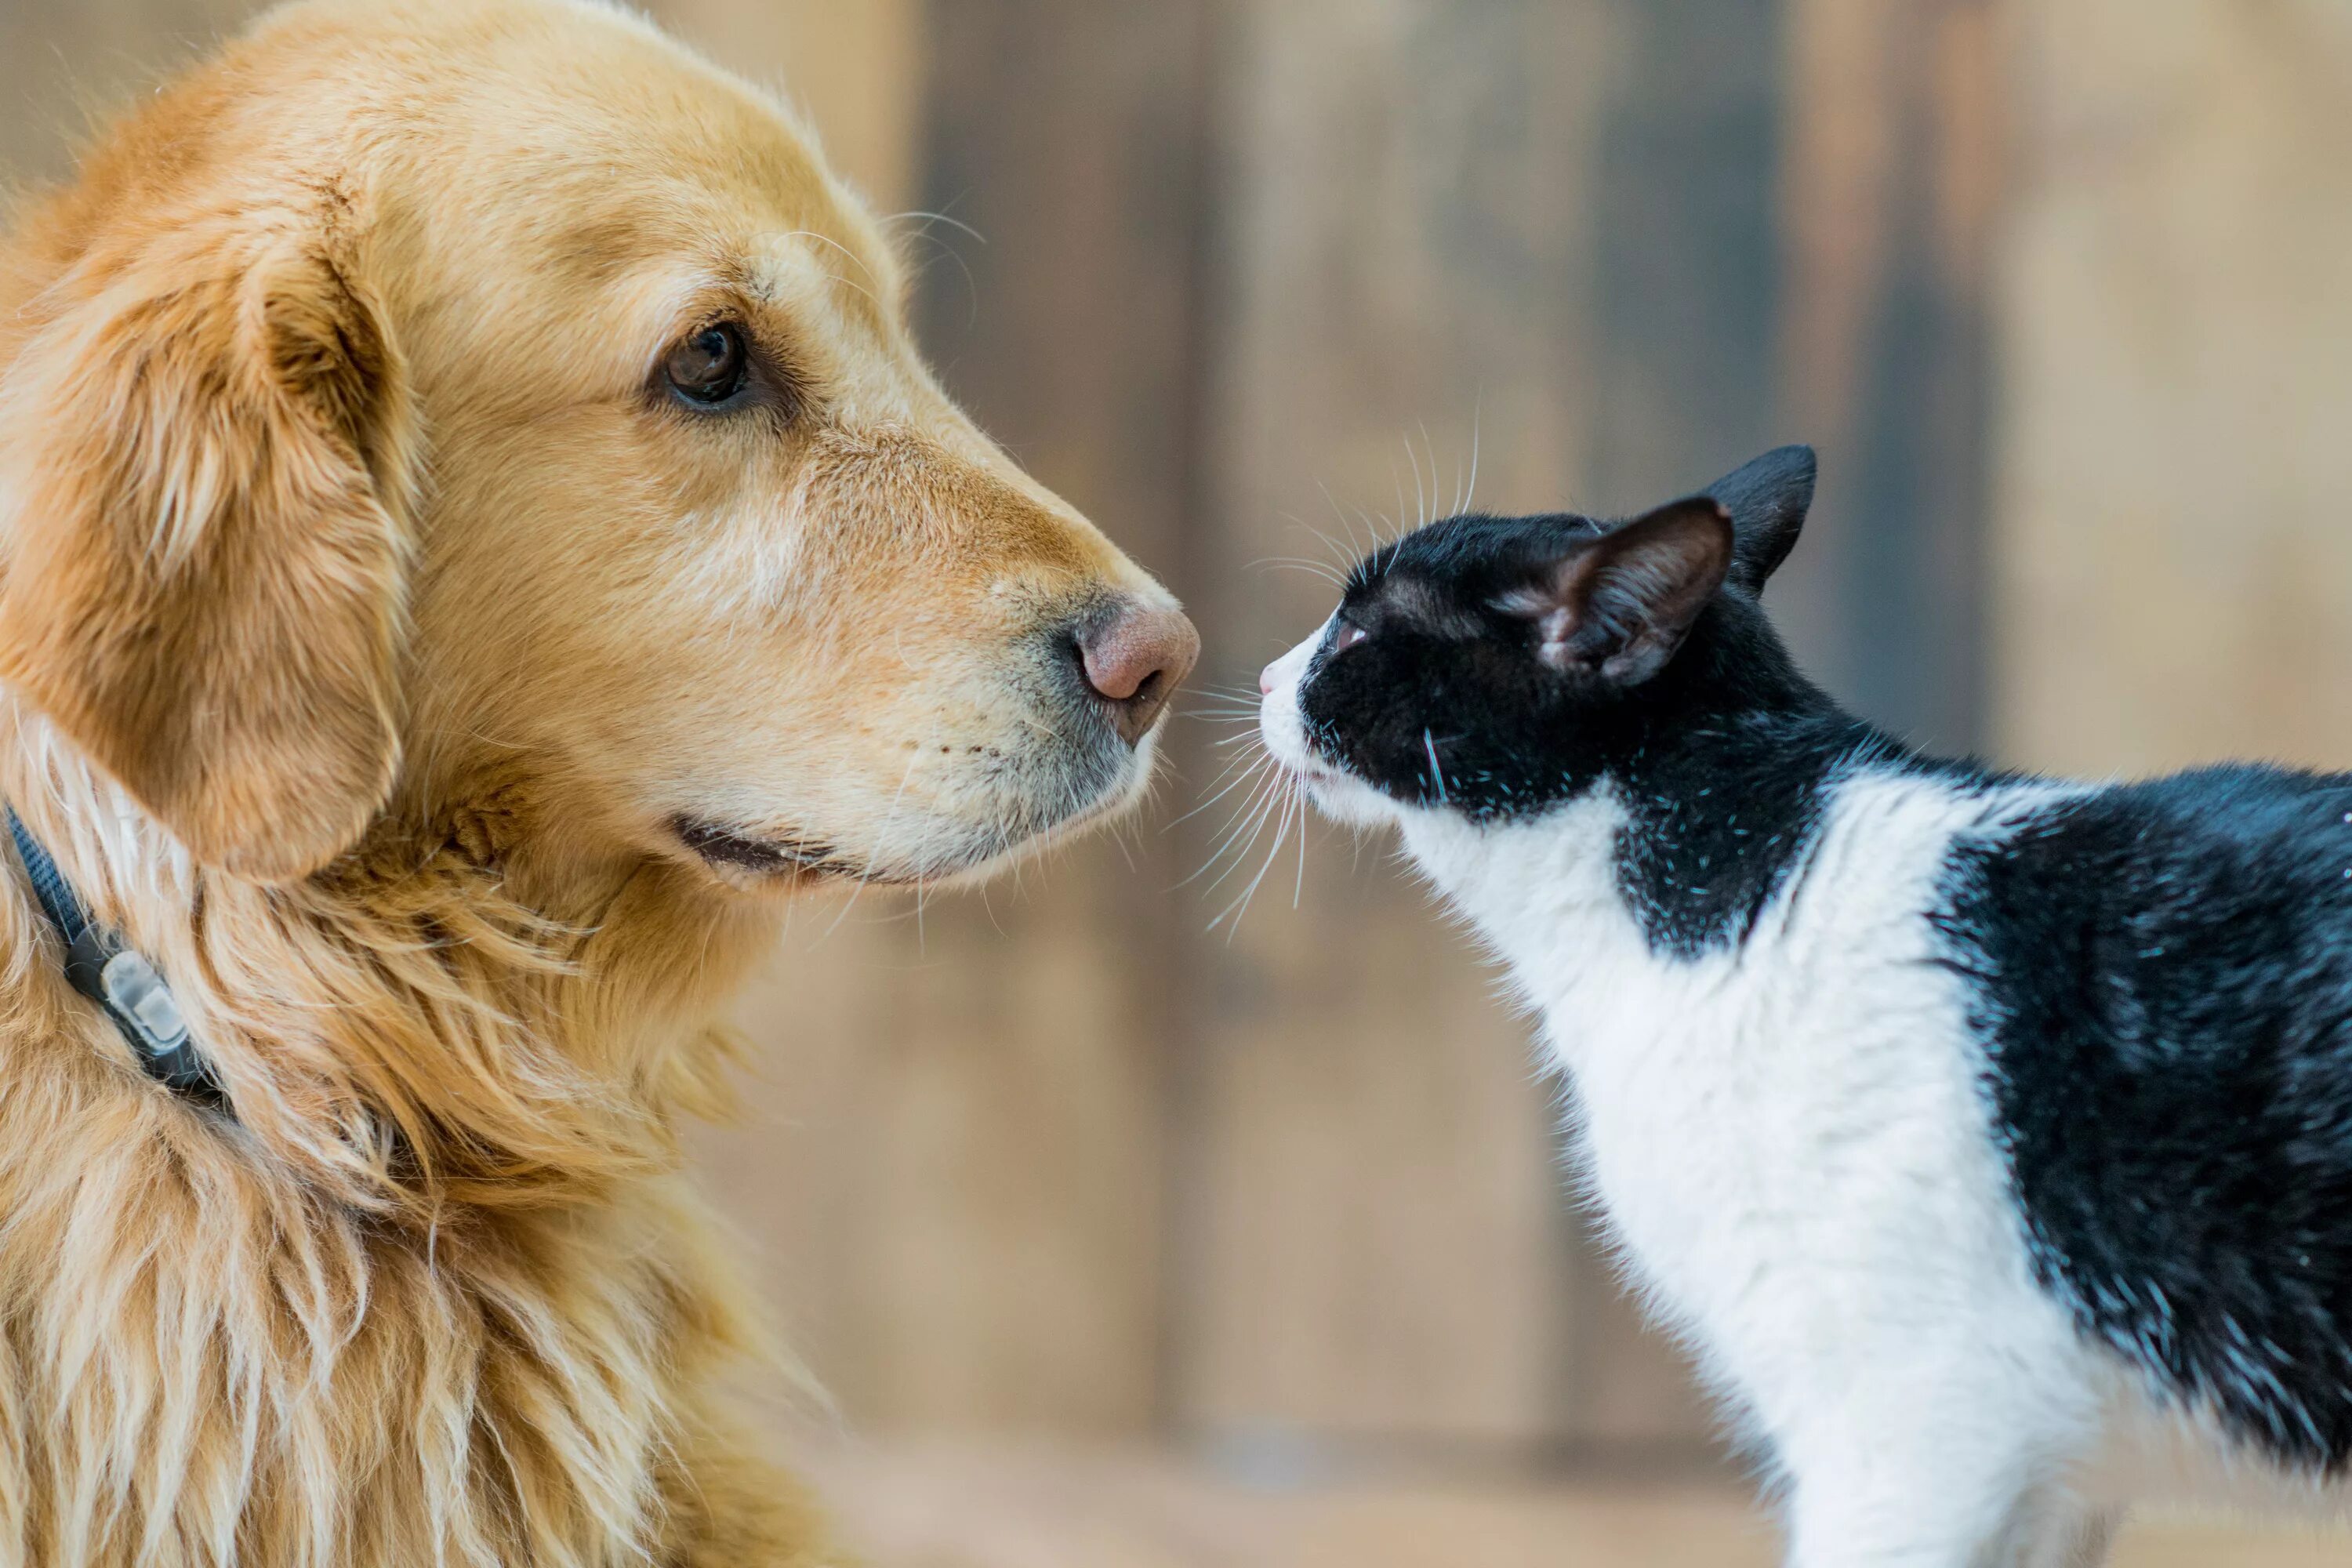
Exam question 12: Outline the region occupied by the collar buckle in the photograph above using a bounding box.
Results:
[8,806,222,1103]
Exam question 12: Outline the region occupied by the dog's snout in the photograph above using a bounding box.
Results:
[1075,601,1200,744]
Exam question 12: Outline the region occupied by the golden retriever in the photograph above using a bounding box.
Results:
[0,1,1196,1562]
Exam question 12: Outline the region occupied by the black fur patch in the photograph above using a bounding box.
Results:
[1294,447,2352,1468]
[1939,770,2352,1469]
[1295,501,1889,956]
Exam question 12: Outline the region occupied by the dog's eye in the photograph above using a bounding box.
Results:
[1331,621,1369,653]
[664,322,750,407]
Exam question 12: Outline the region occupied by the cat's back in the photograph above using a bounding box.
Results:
[1941,760,2352,1472]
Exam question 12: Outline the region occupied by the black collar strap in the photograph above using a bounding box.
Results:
[6,806,221,1100]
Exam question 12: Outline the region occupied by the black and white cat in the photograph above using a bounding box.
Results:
[1255,446,2352,1566]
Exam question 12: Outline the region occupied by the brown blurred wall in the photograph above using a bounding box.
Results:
[4,0,2350,1481]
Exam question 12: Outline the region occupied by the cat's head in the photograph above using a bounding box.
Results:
[1258,445,1819,826]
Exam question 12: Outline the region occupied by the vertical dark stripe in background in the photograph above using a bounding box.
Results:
[913,1,1211,590]
[1586,0,1995,754]
[1830,2,1994,754]
[1581,0,1785,517]
[913,0,1215,1432]
[1777,0,1998,755]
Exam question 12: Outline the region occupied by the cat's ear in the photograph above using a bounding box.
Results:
[1705,444,1815,593]
[1505,498,1733,684]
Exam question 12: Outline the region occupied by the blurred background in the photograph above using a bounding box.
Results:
[9,2,2352,1563]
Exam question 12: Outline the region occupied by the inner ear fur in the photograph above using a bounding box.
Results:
[1512,498,1733,684]
[0,219,412,882]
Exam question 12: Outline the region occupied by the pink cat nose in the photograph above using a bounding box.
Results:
[1076,601,1200,744]
[1259,663,1277,696]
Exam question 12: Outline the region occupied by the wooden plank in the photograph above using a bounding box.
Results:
[1774,0,2000,752]
[646,0,925,214]
[1178,0,1723,1450]
[638,0,971,1432]
[0,0,260,191]
[791,1438,2352,1568]
[696,1,1215,1435]
[1993,0,2352,773]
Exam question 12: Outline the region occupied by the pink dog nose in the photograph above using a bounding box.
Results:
[1077,601,1200,744]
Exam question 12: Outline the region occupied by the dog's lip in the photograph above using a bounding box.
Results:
[670,733,1157,888]
[670,815,874,880]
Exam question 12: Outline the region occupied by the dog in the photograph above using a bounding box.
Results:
[0,2,1196,1563]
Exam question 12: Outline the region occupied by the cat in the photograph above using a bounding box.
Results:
[1255,445,2352,1566]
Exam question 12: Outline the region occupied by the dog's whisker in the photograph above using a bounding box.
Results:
[880,208,986,245]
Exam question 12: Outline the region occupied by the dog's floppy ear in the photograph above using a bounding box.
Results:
[0,218,411,882]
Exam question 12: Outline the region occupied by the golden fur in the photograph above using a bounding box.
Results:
[0,2,1189,1563]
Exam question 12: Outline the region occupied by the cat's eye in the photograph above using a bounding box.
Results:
[1331,622,1370,653]
[663,322,750,407]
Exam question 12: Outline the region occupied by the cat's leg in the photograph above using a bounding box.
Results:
[1780,1462,2116,1568]
[1997,1488,2120,1568]
[2051,1504,2126,1568]
[1777,1432,2028,1567]
[1772,1370,2100,1568]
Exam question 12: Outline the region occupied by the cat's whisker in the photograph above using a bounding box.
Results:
[1195,768,1290,899]
[1181,763,1285,891]
[1248,555,1346,586]
[1312,481,1361,565]
[1168,752,1275,830]
[1211,775,1302,938]
[1418,419,1444,525]
[1276,506,1356,575]
[1462,398,1483,516]
[1406,432,1428,532]
[1292,778,1310,909]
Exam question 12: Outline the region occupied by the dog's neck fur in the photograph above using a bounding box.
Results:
[0,696,776,1219]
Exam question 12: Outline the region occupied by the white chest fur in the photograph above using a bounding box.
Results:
[1399,775,2089,1461]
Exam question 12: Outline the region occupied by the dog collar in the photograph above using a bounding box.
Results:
[6,806,221,1101]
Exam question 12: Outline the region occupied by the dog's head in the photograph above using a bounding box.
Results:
[0,0,1194,895]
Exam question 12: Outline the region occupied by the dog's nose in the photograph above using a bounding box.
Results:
[1076,601,1200,744]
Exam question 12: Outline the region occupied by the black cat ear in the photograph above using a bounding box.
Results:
[1706,444,1816,593]
[1504,497,1733,684]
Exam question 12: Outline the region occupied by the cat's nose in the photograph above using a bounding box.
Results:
[1076,600,1200,744]
[1259,662,1277,696]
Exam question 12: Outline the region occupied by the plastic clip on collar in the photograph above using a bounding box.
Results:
[5,806,220,1100]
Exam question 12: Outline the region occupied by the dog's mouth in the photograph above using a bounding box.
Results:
[668,742,1154,890]
[670,817,887,883]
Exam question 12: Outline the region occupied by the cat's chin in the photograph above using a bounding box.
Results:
[1298,768,1399,828]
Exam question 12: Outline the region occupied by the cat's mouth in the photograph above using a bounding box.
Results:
[1287,753,1351,789]
[1257,670,1396,826]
